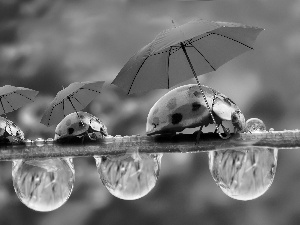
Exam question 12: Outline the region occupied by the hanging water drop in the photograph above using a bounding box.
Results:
[94,152,162,200]
[12,158,75,211]
[208,147,278,201]
[208,118,277,200]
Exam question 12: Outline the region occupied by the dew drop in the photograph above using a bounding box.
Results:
[12,158,75,211]
[94,153,162,200]
[245,118,266,133]
[35,138,45,147]
[208,147,278,201]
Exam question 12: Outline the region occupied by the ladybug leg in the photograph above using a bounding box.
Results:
[89,132,97,140]
[81,134,85,144]
[195,125,203,144]
[221,124,231,139]
[85,131,97,141]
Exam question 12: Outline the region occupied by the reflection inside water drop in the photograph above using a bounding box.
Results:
[12,158,75,211]
[208,147,278,201]
[95,153,162,200]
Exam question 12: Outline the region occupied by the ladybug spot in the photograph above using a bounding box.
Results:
[171,113,182,124]
[152,117,160,126]
[193,91,201,97]
[192,102,201,111]
[65,119,72,127]
[166,98,177,110]
[68,128,74,135]
[153,108,159,115]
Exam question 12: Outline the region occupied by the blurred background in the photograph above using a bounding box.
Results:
[0,0,300,224]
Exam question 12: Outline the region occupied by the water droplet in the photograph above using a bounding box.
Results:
[269,128,274,132]
[46,138,54,144]
[25,139,33,146]
[208,147,278,201]
[35,138,45,147]
[245,118,266,133]
[94,153,162,200]
[12,158,75,211]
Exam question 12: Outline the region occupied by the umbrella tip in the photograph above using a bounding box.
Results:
[171,19,177,28]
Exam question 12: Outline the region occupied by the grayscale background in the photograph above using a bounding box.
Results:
[0,0,299,224]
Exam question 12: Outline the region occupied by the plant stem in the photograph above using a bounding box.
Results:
[1,130,300,161]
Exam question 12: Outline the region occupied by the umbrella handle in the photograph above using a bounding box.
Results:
[218,130,231,139]
[180,42,230,140]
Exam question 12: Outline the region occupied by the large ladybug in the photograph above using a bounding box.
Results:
[146,84,245,137]
[54,111,108,142]
[0,116,24,144]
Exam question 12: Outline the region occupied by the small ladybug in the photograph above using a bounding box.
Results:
[54,111,108,142]
[0,116,24,144]
[146,84,245,138]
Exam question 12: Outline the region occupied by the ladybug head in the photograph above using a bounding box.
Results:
[231,110,246,133]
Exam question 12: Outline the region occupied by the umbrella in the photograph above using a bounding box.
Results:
[0,85,39,138]
[112,19,263,138]
[0,85,39,115]
[41,81,105,127]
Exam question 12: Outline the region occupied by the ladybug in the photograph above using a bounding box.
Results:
[0,116,24,144]
[54,111,108,142]
[146,84,245,138]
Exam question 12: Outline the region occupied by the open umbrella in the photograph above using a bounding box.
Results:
[112,19,263,138]
[0,85,39,138]
[0,85,39,115]
[41,81,105,127]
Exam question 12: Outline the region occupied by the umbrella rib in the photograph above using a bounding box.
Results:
[207,32,254,50]
[127,56,149,95]
[2,97,15,112]
[78,88,102,94]
[188,33,214,45]
[71,95,84,107]
[67,97,81,120]
[0,97,5,114]
[186,40,216,71]
[0,98,13,135]
[45,101,64,126]
[1,91,35,102]
[62,99,66,118]
[13,92,35,101]
[67,96,80,111]
[167,47,173,89]
[46,105,56,126]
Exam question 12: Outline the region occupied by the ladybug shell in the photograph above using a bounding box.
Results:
[0,116,24,140]
[146,84,244,135]
[54,111,108,140]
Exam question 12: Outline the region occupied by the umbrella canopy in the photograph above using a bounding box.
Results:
[112,19,263,94]
[41,81,105,127]
[0,85,39,115]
